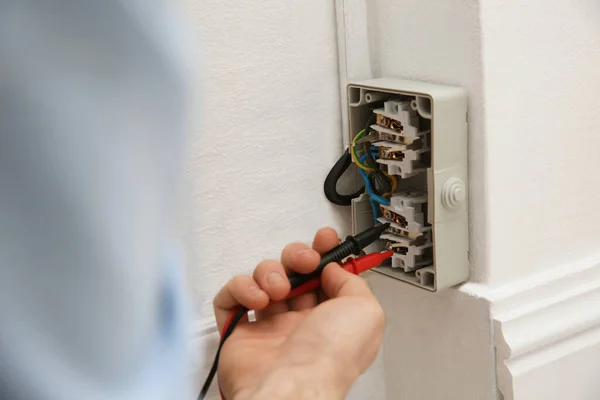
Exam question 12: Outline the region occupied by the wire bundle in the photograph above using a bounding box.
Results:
[350,115,397,223]
[322,112,397,221]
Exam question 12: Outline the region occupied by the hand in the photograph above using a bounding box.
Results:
[213,227,385,400]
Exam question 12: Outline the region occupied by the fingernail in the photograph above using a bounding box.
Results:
[297,248,313,256]
[267,272,285,284]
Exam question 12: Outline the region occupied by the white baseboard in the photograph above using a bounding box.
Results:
[484,252,600,400]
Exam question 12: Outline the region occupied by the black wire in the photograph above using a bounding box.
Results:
[324,110,397,206]
[323,148,364,206]
[198,307,248,400]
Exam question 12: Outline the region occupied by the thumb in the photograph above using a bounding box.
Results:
[320,262,375,299]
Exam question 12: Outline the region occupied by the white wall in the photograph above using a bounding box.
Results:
[479,2,600,399]
[182,1,384,398]
[183,0,347,321]
[481,0,600,287]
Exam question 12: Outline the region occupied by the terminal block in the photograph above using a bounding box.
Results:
[373,141,430,179]
[379,191,428,232]
[379,192,433,276]
[381,231,433,272]
[371,100,420,144]
[347,79,468,291]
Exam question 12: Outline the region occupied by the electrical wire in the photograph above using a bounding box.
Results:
[362,182,385,224]
[350,129,374,171]
[358,154,397,198]
[358,155,388,202]
[358,155,389,224]
[362,114,377,167]
[198,307,247,400]
[350,114,393,197]
[384,172,398,196]
[362,115,393,196]
[353,114,397,224]
[324,108,397,224]
[323,148,365,206]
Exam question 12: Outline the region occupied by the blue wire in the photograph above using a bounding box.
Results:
[361,178,387,224]
[369,200,379,224]
[357,156,390,224]
[358,155,391,205]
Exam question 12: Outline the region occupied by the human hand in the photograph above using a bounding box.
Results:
[213,227,385,400]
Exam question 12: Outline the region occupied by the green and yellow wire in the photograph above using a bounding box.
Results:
[350,129,397,197]
[350,129,372,171]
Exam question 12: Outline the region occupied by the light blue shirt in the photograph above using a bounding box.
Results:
[0,2,191,399]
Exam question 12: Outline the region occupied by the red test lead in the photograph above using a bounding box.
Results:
[278,250,394,305]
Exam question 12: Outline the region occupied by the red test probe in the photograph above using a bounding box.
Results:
[278,250,393,304]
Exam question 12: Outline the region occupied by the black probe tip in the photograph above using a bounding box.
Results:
[288,223,391,290]
[352,222,390,251]
[375,222,391,230]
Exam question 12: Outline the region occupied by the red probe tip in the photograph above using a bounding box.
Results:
[342,250,394,275]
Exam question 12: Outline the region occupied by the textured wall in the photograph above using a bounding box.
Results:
[183,0,348,321]
[480,0,600,286]
[482,2,600,398]
[181,1,382,398]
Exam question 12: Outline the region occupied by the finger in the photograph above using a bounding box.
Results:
[213,275,269,332]
[253,259,291,302]
[316,288,329,304]
[312,227,340,254]
[280,242,321,274]
[255,301,290,320]
[320,263,375,299]
[288,291,319,311]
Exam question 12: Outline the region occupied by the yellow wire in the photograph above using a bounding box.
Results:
[352,128,398,196]
[382,173,397,197]
[351,130,375,171]
[350,143,374,171]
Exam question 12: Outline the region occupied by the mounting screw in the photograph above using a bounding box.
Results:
[442,178,466,209]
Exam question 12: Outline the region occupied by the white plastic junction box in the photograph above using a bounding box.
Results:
[347,78,468,291]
